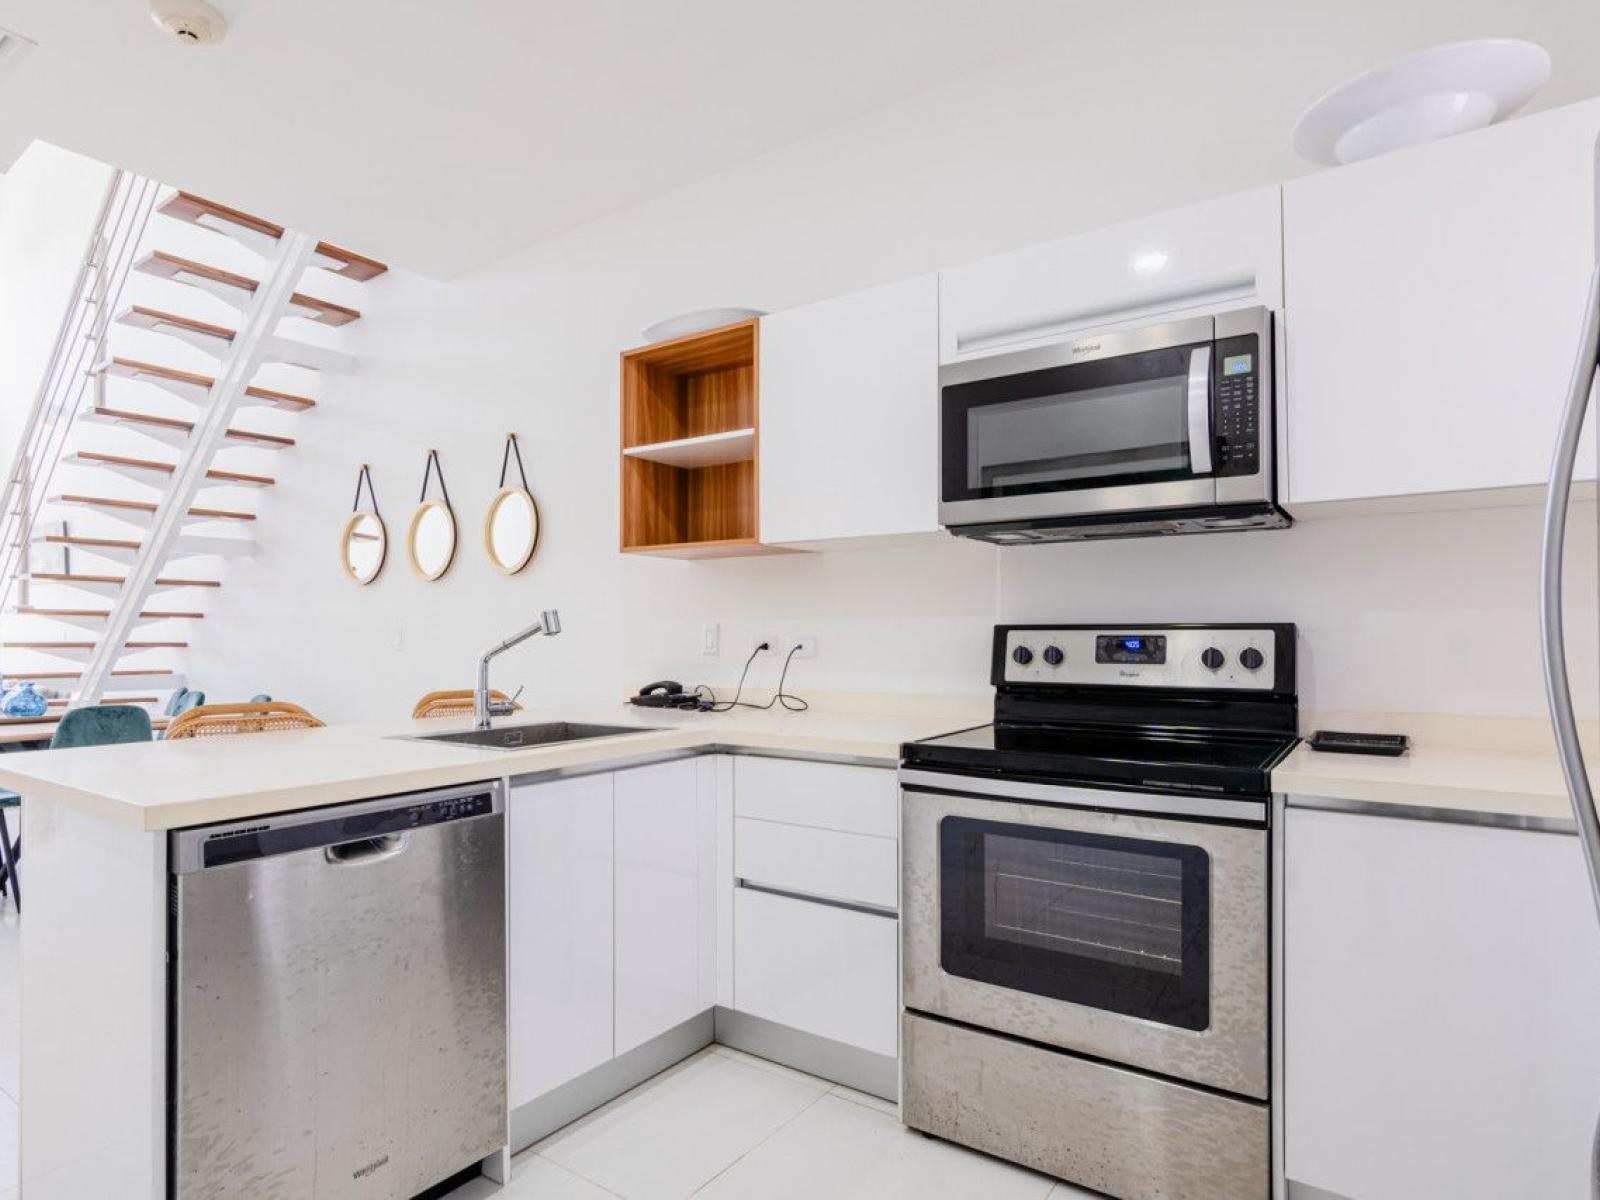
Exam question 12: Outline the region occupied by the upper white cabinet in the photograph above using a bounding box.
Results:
[759,275,940,546]
[1285,807,1600,1199]
[938,186,1284,365]
[613,758,716,1055]
[507,774,615,1110]
[1283,99,1600,505]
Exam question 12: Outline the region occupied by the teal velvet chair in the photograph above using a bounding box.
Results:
[0,704,153,912]
[250,693,272,703]
[157,689,204,741]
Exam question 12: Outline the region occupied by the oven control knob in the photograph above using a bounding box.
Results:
[1012,646,1034,666]
[1239,647,1265,671]
[1042,645,1064,666]
[1201,647,1225,670]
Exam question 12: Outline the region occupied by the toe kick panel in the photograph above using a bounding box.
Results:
[901,1013,1268,1200]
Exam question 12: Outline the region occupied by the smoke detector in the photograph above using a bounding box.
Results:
[148,0,227,46]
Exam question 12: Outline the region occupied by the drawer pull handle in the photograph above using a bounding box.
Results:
[736,879,897,920]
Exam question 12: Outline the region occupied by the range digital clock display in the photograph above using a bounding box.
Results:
[1095,634,1167,665]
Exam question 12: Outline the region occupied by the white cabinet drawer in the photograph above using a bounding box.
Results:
[733,886,898,1057]
[734,817,896,911]
[733,757,896,839]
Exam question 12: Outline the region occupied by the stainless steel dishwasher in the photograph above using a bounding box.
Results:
[169,782,507,1199]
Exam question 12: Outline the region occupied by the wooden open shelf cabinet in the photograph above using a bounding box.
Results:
[620,318,784,558]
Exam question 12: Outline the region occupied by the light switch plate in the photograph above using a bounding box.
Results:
[701,622,720,656]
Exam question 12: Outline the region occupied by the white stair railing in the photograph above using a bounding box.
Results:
[0,170,159,618]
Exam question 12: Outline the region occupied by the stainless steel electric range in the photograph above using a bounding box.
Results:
[898,623,1298,1200]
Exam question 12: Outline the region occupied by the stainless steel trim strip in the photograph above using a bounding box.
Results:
[1188,345,1214,476]
[734,878,898,919]
[169,779,505,873]
[939,312,1218,386]
[939,476,1216,526]
[507,744,897,790]
[714,1006,899,1102]
[898,767,1266,823]
[1285,793,1577,835]
[1540,260,1600,924]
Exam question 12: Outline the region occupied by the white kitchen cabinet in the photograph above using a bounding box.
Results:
[1283,99,1600,506]
[733,885,898,1057]
[613,758,716,1055]
[1285,806,1600,1200]
[733,756,898,838]
[506,774,615,1109]
[938,186,1283,365]
[759,274,940,546]
[734,816,897,910]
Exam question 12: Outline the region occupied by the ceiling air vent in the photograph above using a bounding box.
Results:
[0,27,36,88]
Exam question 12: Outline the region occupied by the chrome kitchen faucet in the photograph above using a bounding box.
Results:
[475,610,561,729]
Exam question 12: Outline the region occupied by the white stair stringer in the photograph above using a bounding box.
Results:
[73,230,317,705]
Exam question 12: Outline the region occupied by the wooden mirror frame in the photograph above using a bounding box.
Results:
[340,510,388,585]
[483,485,541,576]
[406,498,458,581]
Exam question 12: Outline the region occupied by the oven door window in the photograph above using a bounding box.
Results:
[939,816,1210,1031]
[942,343,1209,501]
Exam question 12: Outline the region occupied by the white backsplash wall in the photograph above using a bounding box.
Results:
[172,0,1600,722]
[999,501,1600,719]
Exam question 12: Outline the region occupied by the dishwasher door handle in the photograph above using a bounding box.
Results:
[325,833,409,866]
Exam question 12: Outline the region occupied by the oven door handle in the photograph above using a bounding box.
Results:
[1187,345,1214,476]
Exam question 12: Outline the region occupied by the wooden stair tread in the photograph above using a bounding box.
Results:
[30,572,222,588]
[91,405,296,448]
[159,192,388,281]
[27,670,176,681]
[136,252,362,325]
[5,643,178,653]
[38,535,142,550]
[54,494,256,522]
[16,607,204,619]
[69,450,276,486]
[118,305,236,342]
[105,358,316,410]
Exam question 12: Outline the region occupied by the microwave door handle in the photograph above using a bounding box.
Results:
[1187,345,1213,475]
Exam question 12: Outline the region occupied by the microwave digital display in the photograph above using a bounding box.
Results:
[1096,634,1167,664]
[1222,354,1254,376]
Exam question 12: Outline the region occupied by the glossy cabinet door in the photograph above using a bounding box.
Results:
[938,186,1283,365]
[613,758,716,1055]
[1285,807,1600,1199]
[759,274,940,546]
[733,886,898,1056]
[506,774,615,1109]
[1283,98,1600,506]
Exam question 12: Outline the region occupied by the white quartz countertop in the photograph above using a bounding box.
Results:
[0,700,985,832]
[1275,712,1592,833]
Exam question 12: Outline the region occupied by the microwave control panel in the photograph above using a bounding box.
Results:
[1214,332,1261,477]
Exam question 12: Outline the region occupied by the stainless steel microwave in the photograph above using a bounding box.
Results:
[939,306,1288,543]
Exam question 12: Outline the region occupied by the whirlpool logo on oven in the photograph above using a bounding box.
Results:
[353,1155,390,1181]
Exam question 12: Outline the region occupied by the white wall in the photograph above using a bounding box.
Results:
[140,21,1597,724]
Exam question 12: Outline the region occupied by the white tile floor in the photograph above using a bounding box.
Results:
[0,901,1092,1200]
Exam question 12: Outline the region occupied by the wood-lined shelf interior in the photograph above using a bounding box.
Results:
[621,319,780,557]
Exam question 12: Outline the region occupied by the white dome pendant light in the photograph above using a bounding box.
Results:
[1293,39,1550,166]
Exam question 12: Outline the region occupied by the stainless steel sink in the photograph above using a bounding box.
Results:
[413,722,656,751]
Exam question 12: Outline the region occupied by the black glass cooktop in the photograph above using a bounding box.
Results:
[902,721,1298,797]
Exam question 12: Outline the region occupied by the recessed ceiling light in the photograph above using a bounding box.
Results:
[1293,39,1550,166]
[1132,252,1169,274]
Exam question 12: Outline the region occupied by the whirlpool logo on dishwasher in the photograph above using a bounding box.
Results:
[353,1155,390,1181]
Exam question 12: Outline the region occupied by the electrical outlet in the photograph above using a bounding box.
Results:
[701,622,720,656]
[750,633,778,657]
[789,634,817,659]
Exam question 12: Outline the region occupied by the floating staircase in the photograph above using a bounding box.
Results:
[0,174,386,711]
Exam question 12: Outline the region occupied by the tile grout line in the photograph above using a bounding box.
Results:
[685,1078,833,1198]
[530,1151,628,1198]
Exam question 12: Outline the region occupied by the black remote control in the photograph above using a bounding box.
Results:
[1309,730,1409,757]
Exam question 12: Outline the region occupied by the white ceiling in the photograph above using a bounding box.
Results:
[0,0,1082,276]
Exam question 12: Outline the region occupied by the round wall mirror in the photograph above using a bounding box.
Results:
[406,499,458,581]
[484,486,540,575]
[340,511,387,585]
